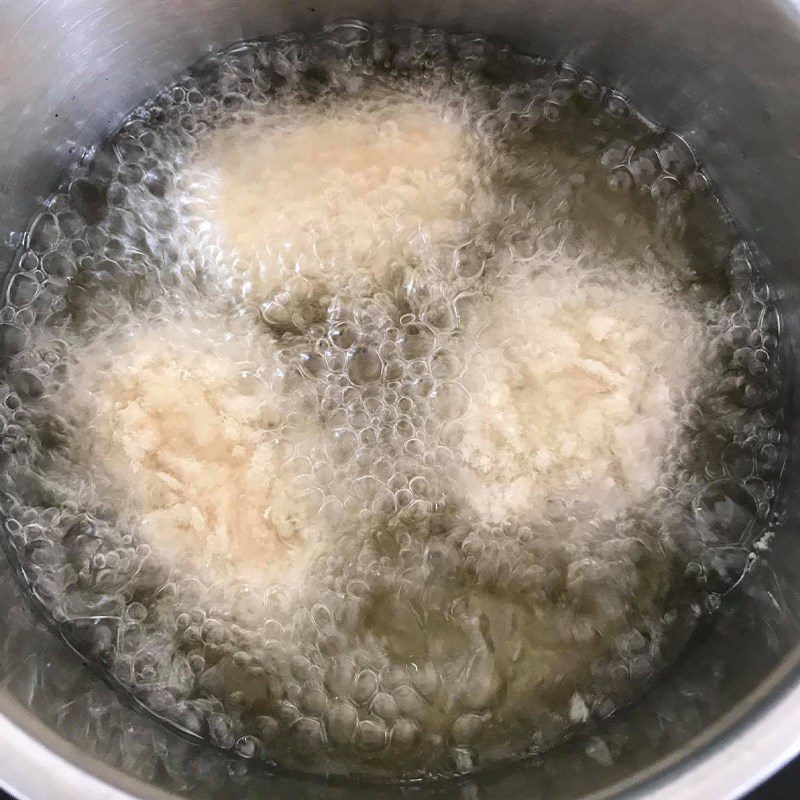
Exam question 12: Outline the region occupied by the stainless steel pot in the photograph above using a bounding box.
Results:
[2,2,800,799]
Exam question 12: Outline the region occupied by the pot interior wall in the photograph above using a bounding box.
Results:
[2,2,800,799]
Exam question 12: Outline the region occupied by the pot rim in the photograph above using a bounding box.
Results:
[1,649,799,800]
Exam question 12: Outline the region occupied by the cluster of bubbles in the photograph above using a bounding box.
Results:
[0,21,786,780]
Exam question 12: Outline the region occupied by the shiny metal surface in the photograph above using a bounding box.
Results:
[2,2,800,799]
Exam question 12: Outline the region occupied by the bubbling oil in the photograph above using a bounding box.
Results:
[0,24,785,780]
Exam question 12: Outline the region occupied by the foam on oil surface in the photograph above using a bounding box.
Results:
[0,25,785,780]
